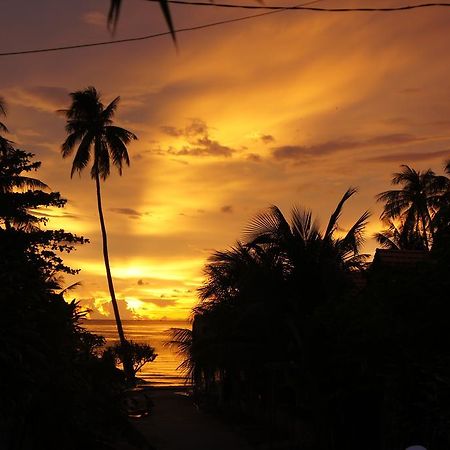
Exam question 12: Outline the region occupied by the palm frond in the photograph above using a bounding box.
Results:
[60,281,82,295]
[9,176,48,191]
[61,131,83,158]
[324,187,357,240]
[106,126,137,144]
[107,0,122,32]
[340,210,370,254]
[107,0,176,44]
[290,206,320,242]
[105,126,136,174]
[0,97,6,117]
[165,327,192,354]
[374,231,400,250]
[70,132,93,178]
[102,96,120,121]
[0,98,8,134]
[243,205,290,245]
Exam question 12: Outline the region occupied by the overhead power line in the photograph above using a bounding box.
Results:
[145,0,450,11]
[1,2,449,57]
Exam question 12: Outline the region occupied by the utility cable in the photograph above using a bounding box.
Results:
[145,0,450,11]
[1,1,449,57]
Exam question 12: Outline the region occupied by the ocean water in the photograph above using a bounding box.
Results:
[83,320,190,387]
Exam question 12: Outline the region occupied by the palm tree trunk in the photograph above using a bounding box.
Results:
[420,210,430,250]
[95,173,134,380]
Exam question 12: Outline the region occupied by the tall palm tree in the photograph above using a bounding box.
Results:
[60,86,137,380]
[376,165,448,251]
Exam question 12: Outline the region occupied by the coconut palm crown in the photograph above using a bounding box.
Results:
[376,165,449,250]
[61,86,136,179]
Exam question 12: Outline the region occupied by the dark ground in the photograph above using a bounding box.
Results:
[122,388,253,450]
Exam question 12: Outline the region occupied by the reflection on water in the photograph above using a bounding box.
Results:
[83,320,190,387]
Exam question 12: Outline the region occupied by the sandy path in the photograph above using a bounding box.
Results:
[133,388,253,450]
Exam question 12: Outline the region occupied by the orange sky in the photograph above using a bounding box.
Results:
[1,0,450,319]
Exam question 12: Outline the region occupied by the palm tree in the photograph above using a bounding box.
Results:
[0,96,11,155]
[0,97,7,131]
[376,165,449,251]
[60,86,137,380]
[244,187,370,273]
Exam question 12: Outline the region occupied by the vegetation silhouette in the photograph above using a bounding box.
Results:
[108,0,176,44]
[107,341,158,378]
[0,96,7,131]
[2,82,450,449]
[376,164,450,250]
[0,143,148,449]
[0,96,12,154]
[169,168,450,450]
[60,86,137,381]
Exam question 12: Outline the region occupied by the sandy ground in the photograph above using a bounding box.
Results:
[128,388,253,450]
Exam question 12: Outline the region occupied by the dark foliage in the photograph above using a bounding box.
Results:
[0,146,135,449]
[181,170,450,450]
[107,341,157,377]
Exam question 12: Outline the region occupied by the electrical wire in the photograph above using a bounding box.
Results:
[1,1,449,57]
[145,0,450,11]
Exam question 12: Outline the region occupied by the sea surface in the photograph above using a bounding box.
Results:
[83,320,190,387]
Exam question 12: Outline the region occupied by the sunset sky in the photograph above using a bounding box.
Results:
[1,0,450,320]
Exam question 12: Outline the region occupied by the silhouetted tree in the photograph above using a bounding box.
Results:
[60,86,137,380]
[185,189,370,449]
[107,341,157,377]
[0,145,136,449]
[245,187,370,272]
[376,165,449,250]
[0,96,7,132]
[0,96,12,154]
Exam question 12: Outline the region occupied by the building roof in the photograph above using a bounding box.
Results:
[372,249,429,268]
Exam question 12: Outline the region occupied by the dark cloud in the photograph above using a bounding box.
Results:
[161,119,235,157]
[380,117,414,127]
[160,125,183,137]
[362,149,450,164]
[427,120,450,128]
[160,118,208,138]
[142,298,178,308]
[247,153,262,162]
[365,133,422,146]
[221,205,233,213]
[273,145,305,160]
[272,133,424,161]
[399,87,422,94]
[109,207,142,218]
[169,137,234,158]
[260,134,275,144]
[32,211,79,220]
[11,86,70,112]
[185,118,208,136]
